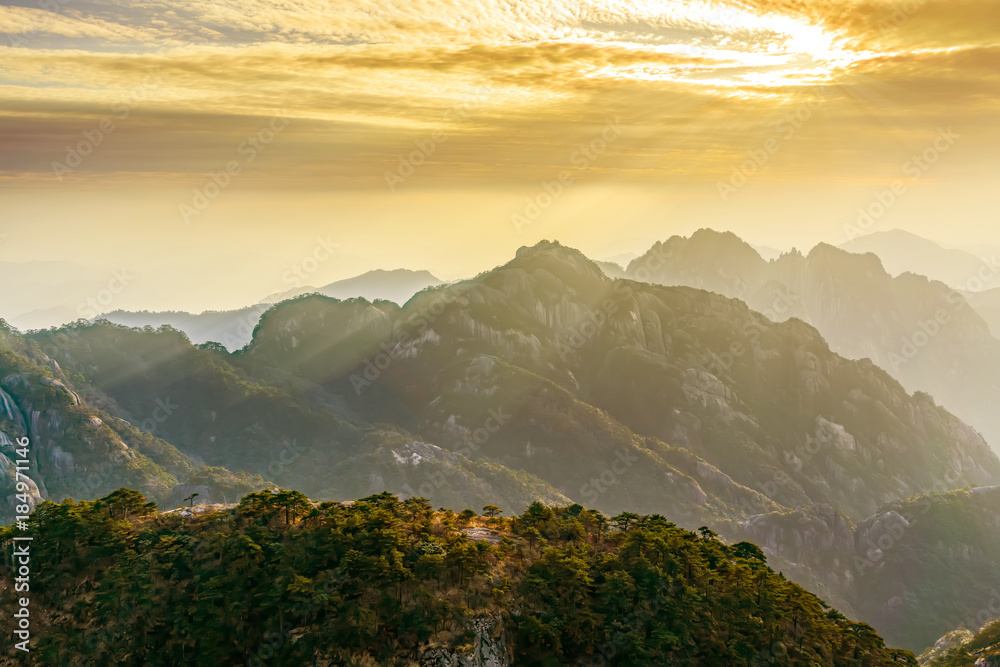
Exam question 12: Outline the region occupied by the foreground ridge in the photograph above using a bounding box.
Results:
[1,489,916,665]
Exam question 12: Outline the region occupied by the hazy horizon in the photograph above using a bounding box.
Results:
[3,222,1000,321]
[3,0,1000,313]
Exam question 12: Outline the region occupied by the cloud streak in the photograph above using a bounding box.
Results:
[0,0,995,189]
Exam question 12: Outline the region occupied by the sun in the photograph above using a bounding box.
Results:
[569,0,863,91]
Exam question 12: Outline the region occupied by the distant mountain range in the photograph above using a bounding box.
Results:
[1,261,110,331]
[261,267,443,305]
[628,228,1000,452]
[840,229,999,293]
[962,287,1000,339]
[90,268,443,350]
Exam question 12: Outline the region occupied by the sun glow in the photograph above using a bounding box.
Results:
[569,0,863,92]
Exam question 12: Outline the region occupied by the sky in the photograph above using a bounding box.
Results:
[1,0,999,314]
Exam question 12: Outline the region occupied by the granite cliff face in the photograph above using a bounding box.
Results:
[737,505,859,612]
[0,324,297,519]
[919,617,1000,666]
[421,614,509,667]
[628,229,1000,452]
[733,487,1000,653]
[0,324,196,517]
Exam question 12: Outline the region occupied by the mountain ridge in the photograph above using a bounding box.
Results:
[841,230,999,292]
[5,239,1000,654]
[627,228,1000,452]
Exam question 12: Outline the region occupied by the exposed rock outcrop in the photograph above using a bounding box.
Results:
[420,614,509,667]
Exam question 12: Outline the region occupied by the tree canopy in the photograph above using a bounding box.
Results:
[0,488,916,666]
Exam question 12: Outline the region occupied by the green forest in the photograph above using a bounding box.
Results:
[0,489,917,665]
